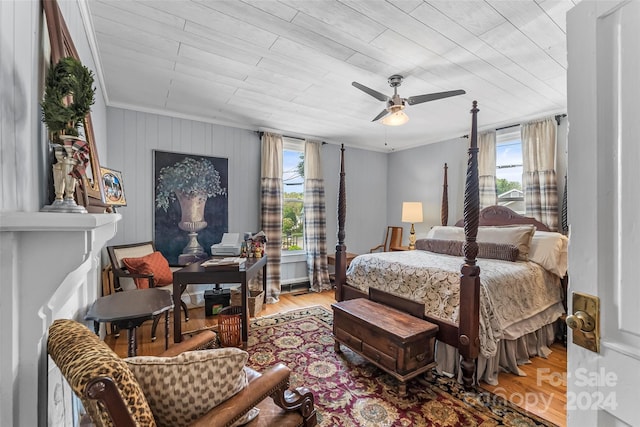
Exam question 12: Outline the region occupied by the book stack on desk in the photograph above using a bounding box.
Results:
[201,257,246,271]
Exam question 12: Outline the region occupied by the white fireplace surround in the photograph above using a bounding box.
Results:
[0,212,121,426]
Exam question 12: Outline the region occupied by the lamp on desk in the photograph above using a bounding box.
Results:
[401,202,423,250]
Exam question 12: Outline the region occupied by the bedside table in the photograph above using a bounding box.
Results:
[327,252,358,284]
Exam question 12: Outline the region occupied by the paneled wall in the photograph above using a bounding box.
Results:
[106,108,261,245]
[105,108,388,262]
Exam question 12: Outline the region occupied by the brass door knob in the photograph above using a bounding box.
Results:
[566,310,596,332]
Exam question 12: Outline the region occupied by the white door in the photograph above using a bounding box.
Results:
[566,1,640,425]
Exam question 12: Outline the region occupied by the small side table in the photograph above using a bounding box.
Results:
[85,288,173,357]
[327,252,358,284]
[327,252,358,268]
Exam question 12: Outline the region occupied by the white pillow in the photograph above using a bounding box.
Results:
[528,231,569,277]
[426,226,464,241]
[477,225,536,261]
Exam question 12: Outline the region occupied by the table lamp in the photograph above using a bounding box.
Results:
[402,202,423,250]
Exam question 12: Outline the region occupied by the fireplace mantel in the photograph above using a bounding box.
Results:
[0,211,121,426]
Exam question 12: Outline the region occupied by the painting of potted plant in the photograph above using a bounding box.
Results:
[40,56,95,213]
[154,151,228,265]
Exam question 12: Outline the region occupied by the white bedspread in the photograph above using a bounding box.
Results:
[346,250,564,359]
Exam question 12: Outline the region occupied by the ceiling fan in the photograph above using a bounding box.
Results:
[352,75,465,126]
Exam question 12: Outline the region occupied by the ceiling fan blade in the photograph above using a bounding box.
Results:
[406,89,466,106]
[371,109,389,122]
[352,81,389,102]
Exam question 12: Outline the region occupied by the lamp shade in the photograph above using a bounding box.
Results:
[382,110,409,126]
[401,202,423,223]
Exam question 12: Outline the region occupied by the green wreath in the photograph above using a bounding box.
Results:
[41,56,95,142]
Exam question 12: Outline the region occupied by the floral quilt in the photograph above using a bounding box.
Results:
[346,250,563,358]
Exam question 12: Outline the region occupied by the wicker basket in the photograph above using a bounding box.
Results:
[230,288,264,317]
[217,306,242,348]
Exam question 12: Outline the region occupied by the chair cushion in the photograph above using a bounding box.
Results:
[48,319,156,426]
[122,251,173,289]
[126,348,255,427]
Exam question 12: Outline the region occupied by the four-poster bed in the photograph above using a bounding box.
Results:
[333,102,565,388]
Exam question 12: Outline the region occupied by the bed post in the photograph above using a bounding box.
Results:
[441,163,449,226]
[459,101,481,389]
[334,144,347,301]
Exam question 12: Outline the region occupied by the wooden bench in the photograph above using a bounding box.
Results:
[332,298,438,396]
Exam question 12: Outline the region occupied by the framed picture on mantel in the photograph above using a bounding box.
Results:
[100,167,126,206]
[153,150,229,265]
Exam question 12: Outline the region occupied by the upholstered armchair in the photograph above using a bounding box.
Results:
[48,319,317,427]
[107,241,189,340]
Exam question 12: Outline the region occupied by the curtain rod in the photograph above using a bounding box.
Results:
[461,114,567,138]
[257,131,326,144]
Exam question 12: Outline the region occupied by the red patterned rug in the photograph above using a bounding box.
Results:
[247,306,556,427]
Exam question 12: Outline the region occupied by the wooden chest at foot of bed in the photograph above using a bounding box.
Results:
[332,298,438,396]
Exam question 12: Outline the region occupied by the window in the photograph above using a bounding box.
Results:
[495,127,524,214]
[282,138,304,251]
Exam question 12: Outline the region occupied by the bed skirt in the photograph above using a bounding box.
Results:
[435,322,558,386]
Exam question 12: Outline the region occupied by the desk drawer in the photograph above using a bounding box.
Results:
[334,327,362,352]
[363,342,396,371]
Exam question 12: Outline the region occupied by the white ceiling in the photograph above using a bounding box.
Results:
[85,0,577,152]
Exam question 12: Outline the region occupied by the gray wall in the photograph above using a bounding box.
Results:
[105,108,388,257]
[388,137,469,244]
[387,122,569,243]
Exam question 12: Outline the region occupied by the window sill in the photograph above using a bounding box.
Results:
[281,250,306,263]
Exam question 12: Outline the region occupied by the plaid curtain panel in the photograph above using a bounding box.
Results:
[260,133,283,303]
[303,179,331,291]
[479,175,497,209]
[304,141,331,292]
[522,118,559,231]
[478,131,497,209]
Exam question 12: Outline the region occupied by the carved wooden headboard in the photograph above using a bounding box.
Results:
[454,205,551,231]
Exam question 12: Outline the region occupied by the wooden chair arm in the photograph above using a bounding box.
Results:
[189,363,293,427]
[112,270,156,288]
[157,330,218,357]
[369,244,384,253]
[84,376,136,427]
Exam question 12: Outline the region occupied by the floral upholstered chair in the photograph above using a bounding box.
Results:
[48,319,317,427]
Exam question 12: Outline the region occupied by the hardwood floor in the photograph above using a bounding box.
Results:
[104,289,566,426]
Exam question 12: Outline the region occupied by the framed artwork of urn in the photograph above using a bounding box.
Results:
[153,150,229,265]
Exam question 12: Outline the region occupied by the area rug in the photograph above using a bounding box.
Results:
[247,306,556,427]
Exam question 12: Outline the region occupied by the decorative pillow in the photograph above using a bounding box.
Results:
[426,226,465,241]
[416,238,520,262]
[529,231,569,277]
[126,348,257,427]
[122,251,173,289]
[477,225,536,261]
[477,242,520,262]
[416,238,462,256]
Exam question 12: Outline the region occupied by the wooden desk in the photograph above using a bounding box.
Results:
[172,256,267,345]
[85,288,173,357]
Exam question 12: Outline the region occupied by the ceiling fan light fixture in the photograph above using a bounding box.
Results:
[382,109,409,126]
